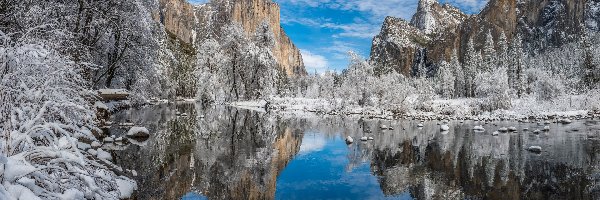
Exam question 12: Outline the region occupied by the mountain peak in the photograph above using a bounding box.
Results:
[410,0,467,35]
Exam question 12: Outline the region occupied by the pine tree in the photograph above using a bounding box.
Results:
[581,30,599,90]
[509,35,526,97]
[436,60,455,98]
[482,30,496,72]
[450,50,464,98]
[464,37,479,97]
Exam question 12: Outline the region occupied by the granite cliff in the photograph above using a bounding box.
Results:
[370,0,597,77]
[155,0,306,77]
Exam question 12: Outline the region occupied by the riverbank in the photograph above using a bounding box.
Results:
[231,96,600,122]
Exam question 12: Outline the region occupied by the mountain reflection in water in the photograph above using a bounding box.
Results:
[110,103,600,200]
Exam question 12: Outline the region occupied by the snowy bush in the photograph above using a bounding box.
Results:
[0,31,131,200]
[475,68,512,111]
[525,68,565,100]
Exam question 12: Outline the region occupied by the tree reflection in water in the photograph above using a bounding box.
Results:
[110,104,600,200]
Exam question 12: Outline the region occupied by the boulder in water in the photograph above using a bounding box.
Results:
[473,126,485,131]
[345,136,354,144]
[440,125,449,131]
[127,127,150,138]
[527,146,542,153]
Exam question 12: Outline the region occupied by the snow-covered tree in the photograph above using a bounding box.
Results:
[449,50,465,98]
[509,35,527,97]
[0,27,133,199]
[525,68,565,100]
[464,38,481,97]
[482,30,496,72]
[475,68,512,111]
[581,30,599,90]
[435,61,455,98]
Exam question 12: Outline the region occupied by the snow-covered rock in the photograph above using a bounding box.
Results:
[126,127,150,138]
[473,126,485,131]
[97,149,112,161]
[368,137,374,140]
[498,127,508,132]
[91,141,102,148]
[116,177,137,199]
[440,124,449,131]
[345,136,354,144]
[103,137,114,143]
[527,146,542,153]
[492,131,499,136]
[559,119,572,124]
[87,149,97,156]
[360,137,368,141]
[508,127,517,132]
[543,126,550,131]
[94,101,109,110]
[417,123,424,127]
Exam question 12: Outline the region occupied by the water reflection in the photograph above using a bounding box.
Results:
[109,104,600,199]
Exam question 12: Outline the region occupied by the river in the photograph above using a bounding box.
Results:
[106,103,600,199]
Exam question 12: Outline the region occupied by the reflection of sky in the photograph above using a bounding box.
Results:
[298,132,327,155]
[276,133,412,199]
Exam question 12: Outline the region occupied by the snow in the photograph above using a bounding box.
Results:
[98,89,129,95]
[5,183,41,200]
[91,141,102,148]
[126,127,150,138]
[229,100,269,112]
[440,124,449,131]
[94,101,109,110]
[96,149,112,161]
[345,136,354,144]
[527,146,542,153]
[116,178,137,199]
[58,189,85,200]
[3,156,38,182]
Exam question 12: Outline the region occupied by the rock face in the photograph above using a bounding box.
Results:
[370,0,597,77]
[410,0,467,35]
[229,0,306,76]
[370,0,466,76]
[370,17,429,76]
[155,0,196,44]
[155,0,306,76]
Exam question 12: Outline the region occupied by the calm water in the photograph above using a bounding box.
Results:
[107,103,600,200]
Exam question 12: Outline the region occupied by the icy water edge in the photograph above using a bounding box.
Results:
[107,103,600,200]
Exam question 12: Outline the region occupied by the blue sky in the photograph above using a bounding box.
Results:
[189,0,488,73]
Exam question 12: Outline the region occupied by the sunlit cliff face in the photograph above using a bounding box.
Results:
[154,0,306,77]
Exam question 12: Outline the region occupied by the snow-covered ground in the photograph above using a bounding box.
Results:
[235,95,599,121]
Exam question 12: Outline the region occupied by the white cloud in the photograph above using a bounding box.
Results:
[299,133,327,154]
[321,40,359,59]
[301,50,329,73]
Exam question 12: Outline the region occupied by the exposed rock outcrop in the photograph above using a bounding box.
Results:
[370,0,597,77]
[155,0,196,44]
[370,17,429,76]
[155,0,306,76]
